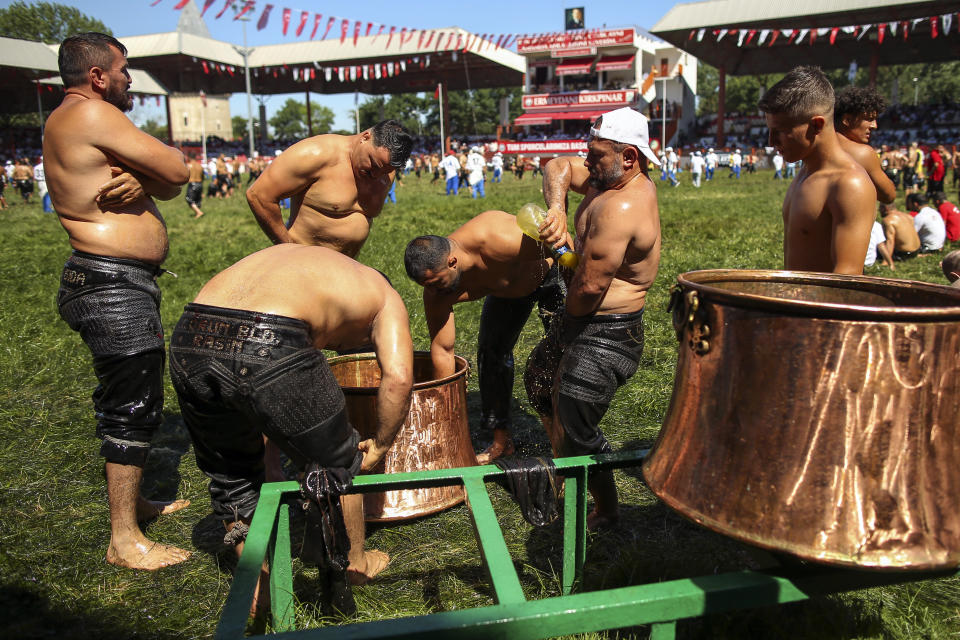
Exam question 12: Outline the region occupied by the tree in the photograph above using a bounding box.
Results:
[0,1,110,43]
[140,118,167,141]
[231,115,248,139]
[268,98,335,139]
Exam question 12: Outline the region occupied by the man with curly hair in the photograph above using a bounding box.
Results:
[834,86,896,204]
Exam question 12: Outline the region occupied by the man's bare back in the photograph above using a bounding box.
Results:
[881,206,921,253]
[246,123,411,256]
[836,135,895,204]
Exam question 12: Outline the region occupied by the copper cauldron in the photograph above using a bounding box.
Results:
[328,351,477,522]
[643,270,960,570]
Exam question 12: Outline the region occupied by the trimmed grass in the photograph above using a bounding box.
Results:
[0,170,957,639]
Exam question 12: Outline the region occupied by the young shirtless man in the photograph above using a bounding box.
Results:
[879,202,921,261]
[834,86,896,204]
[532,107,662,530]
[403,211,568,463]
[170,245,413,607]
[758,67,876,274]
[185,155,205,218]
[44,32,191,570]
[246,120,413,256]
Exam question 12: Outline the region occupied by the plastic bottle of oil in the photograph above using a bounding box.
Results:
[515,203,580,269]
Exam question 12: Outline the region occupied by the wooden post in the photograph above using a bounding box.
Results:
[164,94,174,145]
[868,48,879,87]
[441,81,451,153]
[717,65,726,148]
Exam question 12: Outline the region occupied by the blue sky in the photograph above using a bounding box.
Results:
[5,0,677,131]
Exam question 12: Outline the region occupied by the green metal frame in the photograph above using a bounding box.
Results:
[215,450,955,639]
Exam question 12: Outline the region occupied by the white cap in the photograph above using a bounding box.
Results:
[708,148,714,152]
[589,107,660,166]
[665,146,673,152]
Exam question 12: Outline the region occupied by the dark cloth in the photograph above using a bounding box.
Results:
[493,456,559,527]
[16,178,32,196]
[525,308,645,456]
[185,181,203,206]
[57,251,167,466]
[477,262,565,431]
[893,248,918,261]
[169,303,362,521]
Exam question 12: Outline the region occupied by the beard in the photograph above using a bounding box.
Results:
[587,162,624,190]
[105,82,133,112]
[436,270,461,296]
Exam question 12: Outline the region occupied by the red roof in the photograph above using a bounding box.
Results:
[555,57,594,76]
[595,54,635,72]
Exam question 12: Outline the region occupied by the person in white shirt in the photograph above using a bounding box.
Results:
[689,150,705,187]
[4,159,14,182]
[33,156,52,212]
[705,148,718,180]
[728,149,742,179]
[440,150,461,196]
[490,152,504,183]
[663,146,679,187]
[466,147,486,199]
[907,192,946,252]
[772,151,784,179]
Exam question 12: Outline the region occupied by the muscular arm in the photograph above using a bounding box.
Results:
[566,203,634,317]
[362,296,414,471]
[541,156,590,249]
[876,238,895,269]
[84,101,188,187]
[424,292,456,378]
[246,138,332,244]
[830,174,877,275]
[849,143,896,204]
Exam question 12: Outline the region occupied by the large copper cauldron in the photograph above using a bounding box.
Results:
[328,351,477,522]
[643,270,960,570]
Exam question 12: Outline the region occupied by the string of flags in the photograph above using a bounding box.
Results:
[190,53,436,84]
[688,12,958,47]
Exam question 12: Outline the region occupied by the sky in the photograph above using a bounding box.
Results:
[3,0,678,131]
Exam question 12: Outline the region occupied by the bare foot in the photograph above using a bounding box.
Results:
[476,433,515,465]
[346,549,390,585]
[586,509,619,532]
[106,538,192,570]
[194,211,204,218]
[136,497,190,523]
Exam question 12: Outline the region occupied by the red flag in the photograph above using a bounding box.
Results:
[877,23,886,44]
[323,16,335,39]
[340,19,349,44]
[424,31,435,48]
[456,33,464,49]
[233,0,255,20]
[418,30,426,49]
[282,8,291,35]
[446,32,456,49]
[768,30,779,46]
[830,27,839,44]
[787,30,798,44]
[496,34,505,48]
[746,29,756,44]
[399,27,407,48]
[353,21,361,45]
[931,16,939,38]
[688,29,695,40]
[372,25,385,43]
[214,0,231,19]
[902,21,909,40]
[386,26,396,48]
[310,14,322,39]
[257,4,273,30]
[365,23,373,37]
[434,83,441,99]
[295,11,308,36]
[200,0,216,15]
[173,0,190,9]
[809,30,817,45]
[151,0,163,6]
[435,31,445,51]
[463,34,473,51]
[201,60,209,74]
[199,89,207,107]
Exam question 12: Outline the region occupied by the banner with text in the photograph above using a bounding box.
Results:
[522,89,637,111]
[500,140,588,154]
[517,28,634,53]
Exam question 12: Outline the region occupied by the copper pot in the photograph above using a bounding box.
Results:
[643,270,960,570]
[328,351,477,522]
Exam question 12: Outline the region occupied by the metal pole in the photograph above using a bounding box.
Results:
[913,78,919,106]
[438,83,445,154]
[35,81,44,139]
[234,19,256,159]
[200,101,206,162]
[355,91,359,134]
[661,78,666,149]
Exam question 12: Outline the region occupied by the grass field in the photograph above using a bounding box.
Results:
[1,167,958,640]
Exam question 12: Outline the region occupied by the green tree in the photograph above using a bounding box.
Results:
[140,118,167,140]
[268,98,335,139]
[231,115,248,139]
[0,1,110,43]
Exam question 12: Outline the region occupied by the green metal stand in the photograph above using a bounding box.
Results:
[215,450,956,639]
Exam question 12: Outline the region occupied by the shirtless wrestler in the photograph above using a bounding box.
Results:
[169,244,413,609]
[185,155,205,218]
[13,157,33,203]
[246,120,413,256]
[532,107,662,530]
[43,33,191,570]
[403,211,568,463]
[834,86,896,204]
[759,67,877,274]
[879,202,921,261]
